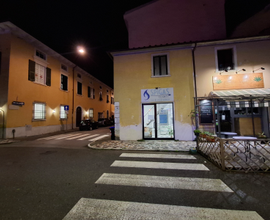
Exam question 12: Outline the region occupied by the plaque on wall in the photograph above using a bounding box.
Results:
[199,100,213,124]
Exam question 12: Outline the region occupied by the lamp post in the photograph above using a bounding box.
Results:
[71,46,86,130]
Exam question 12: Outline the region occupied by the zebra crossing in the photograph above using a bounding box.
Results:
[37,132,109,142]
[63,152,263,220]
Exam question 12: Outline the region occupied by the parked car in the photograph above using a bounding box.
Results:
[79,119,99,131]
[97,118,111,127]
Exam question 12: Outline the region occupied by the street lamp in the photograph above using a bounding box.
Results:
[71,46,86,129]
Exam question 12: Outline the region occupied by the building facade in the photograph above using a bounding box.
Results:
[0,22,114,139]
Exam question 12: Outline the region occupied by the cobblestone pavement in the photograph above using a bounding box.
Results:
[89,140,196,151]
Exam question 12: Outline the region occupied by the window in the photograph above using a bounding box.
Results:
[215,46,236,71]
[111,97,114,105]
[89,109,94,118]
[28,60,51,86]
[61,64,68,72]
[107,95,109,103]
[88,86,91,98]
[99,91,103,101]
[93,89,95,99]
[77,82,82,95]
[61,74,68,91]
[152,55,168,76]
[77,74,81,78]
[36,50,46,60]
[60,105,67,119]
[33,103,46,120]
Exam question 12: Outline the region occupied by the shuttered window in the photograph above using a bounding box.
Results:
[28,60,51,86]
[61,74,68,91]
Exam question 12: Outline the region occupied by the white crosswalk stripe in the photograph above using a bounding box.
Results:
[37,133,108,141]
[63,152,263,219]
[63,198,263,220]
[111,160,210,171]
[78,134,99,140]
[120,153,196,159]
[95,173,233,192]
[89,135,109,141]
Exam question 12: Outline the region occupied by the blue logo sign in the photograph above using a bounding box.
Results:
[143,90,150,100]
[64,105,69,111]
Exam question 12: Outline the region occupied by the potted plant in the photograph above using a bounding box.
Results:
[206,135,216,142]
[193,129,201,136]
[257,132,266,139]
[199,132,207,138]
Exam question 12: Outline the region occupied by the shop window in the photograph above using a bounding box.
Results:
[215,46,236,71]
[60,105,67,119]
[77,81,82,95]
[33,103,46,120]
[152,54,169,76]
[61,74,68,91]
[28,60,51,86]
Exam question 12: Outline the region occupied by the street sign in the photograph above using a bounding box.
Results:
[64,105,69,111]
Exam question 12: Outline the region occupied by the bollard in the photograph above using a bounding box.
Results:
[12,129,15,139]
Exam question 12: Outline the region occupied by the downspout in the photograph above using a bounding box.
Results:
[0,109,4,139]
[72,65,77,130]
[192,43,198,129]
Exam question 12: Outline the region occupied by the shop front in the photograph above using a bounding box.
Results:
[141,88,175,140]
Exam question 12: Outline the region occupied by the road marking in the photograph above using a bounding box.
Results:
[63,198,263,220]
[37,133,76,140]
[56,133,82,140]
[95,173,233,192]
[120,153,196,159]
[66,133,92,140]
[111,160,209,171]
[89,135,109,141]
[78,134,99,140]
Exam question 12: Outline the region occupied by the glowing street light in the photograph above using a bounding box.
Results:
[77,46,85,55]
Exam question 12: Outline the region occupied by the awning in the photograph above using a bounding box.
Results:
[210,88,270,97]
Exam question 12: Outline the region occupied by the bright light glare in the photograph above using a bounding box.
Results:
[77,46,85,54]
[229,76,232,79]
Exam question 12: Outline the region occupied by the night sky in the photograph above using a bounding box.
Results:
[1,0,269,88]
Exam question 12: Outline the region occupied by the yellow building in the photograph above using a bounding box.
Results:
[111,45,195,140]
[0,22,114,139]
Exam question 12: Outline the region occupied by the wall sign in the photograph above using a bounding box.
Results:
[213,73,264,90]
[141,88,174,103]
[12,101,25,106]
[200,100,213,124]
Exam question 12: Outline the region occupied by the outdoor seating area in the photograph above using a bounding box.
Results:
[197,136,270,172]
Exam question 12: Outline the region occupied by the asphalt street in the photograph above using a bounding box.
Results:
[0,129,270,219]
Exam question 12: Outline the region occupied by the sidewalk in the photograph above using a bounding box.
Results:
[89,140,196,152]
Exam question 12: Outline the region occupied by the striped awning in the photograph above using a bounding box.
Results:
[210,88,270,97]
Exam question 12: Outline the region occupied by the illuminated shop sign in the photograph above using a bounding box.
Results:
[141,88,174,103]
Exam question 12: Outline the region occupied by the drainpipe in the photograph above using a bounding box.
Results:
[0,108,4,139]
[72,65,77,130]
[192,43,198,129]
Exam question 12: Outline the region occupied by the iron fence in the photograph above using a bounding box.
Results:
[197,137,270,172]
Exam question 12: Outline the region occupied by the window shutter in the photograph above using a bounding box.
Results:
[28,60,35,81]
[46,67,51,86]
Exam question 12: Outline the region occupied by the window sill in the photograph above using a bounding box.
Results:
[60,88,69,92]
[32,119,46,122]
[33,81,48,87]
[151,75,171,78]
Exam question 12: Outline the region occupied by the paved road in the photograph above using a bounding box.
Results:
[0,138,270,219]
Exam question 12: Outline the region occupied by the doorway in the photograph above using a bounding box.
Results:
[76,107,82,127]
[142,103,174,139]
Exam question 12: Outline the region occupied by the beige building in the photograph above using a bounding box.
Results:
[0,22,114,139]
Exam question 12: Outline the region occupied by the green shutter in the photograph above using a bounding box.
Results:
[46,67,51,86]
[28,60,35,81]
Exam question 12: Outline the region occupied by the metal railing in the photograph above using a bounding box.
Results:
[197,137,270,172]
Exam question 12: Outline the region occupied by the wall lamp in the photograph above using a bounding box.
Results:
[253,67,265,73]
[236,69,246,74]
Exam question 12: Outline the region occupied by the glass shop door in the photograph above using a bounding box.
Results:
[143,103,174,139]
